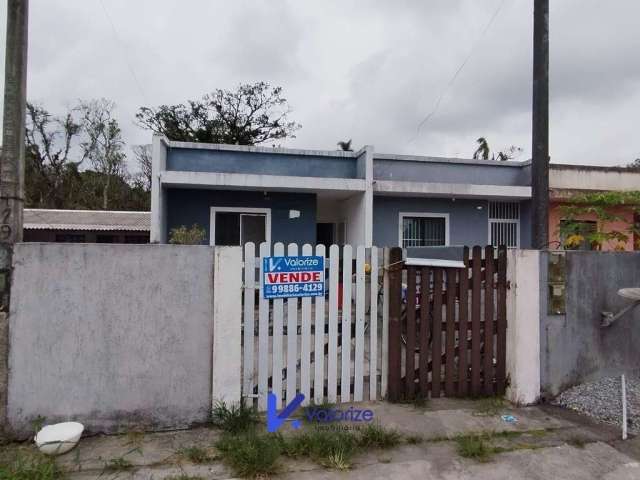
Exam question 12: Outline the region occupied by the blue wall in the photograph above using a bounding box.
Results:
[167,148,359,179]
[166,189,317,245]
[373,158,531,186]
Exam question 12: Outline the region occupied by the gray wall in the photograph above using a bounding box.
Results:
[540,251,640,397]
[373,197,489,247]
[167,147,359,178]
[166,188,317,246]
[8,244,216,436]
[373,157,531,186]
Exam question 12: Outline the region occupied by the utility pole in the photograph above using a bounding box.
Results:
[531,0,549,248]
[0,0,29,435]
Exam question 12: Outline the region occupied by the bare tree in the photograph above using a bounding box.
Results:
[132,144,152,192]
[79,99,127,209]
[25,102,86,207]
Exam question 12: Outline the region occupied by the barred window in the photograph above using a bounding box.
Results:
[400,214,448,247]
[488,201,520,248]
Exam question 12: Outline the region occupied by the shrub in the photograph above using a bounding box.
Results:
[215,433,281,478]
[169,224,206,245]
[211,398,260,434]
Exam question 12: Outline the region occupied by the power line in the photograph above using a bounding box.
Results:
[97,0,149,105]
[409,0,509,144]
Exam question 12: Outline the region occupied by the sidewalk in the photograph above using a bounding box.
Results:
[15,398,640,479]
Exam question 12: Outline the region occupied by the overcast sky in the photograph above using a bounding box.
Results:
[1,0,639,170]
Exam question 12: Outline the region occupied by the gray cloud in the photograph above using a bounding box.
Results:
[0,0,638,168]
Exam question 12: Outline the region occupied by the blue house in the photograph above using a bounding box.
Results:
[150,136,532,249]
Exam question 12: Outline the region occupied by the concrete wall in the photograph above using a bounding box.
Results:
[166,188,317,246]
[373,156,531,186]
[8,244,216,436]
[373,197,490,247]
[540,251,640,397]
[167,147,360,179]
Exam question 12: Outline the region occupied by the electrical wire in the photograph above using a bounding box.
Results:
[409,0,509,144]
[97,0,149,105]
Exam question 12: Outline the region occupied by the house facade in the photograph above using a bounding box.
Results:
[151,136,533,250]
[549,164,640,251]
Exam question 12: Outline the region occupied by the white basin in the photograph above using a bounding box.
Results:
[35,422,84,456]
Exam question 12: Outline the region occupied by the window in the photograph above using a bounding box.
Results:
[209,207,271,246]
[488,201,520,248]
[399,213,449,247]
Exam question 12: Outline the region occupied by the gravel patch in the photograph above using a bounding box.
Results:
[552,376,640,433]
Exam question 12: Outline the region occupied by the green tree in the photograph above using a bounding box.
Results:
[472,137,490,160]
[135,82,301,145]
[169,224,207,245]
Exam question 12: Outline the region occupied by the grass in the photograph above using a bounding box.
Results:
[211,398,260,434]
[357,423,402,449]
[216,433,281,478]
[0,447,65,480]
[104,456,134,472]
[165,476,205,480]
[405,434,424,445]
[281,430,359,468]
[177,446,218,464]
[472,397,508,417]
[455,434,494,462]
[567,436,587,449]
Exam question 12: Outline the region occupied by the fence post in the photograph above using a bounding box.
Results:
[506,249,541,405]
[212,246,243,406]
[387,247,403,401]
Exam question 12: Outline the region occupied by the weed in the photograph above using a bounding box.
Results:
[124,430,145,447]
[567,436,587,449]
[215,433,281,477]
[165,476,205,480]
[455,434,494,462]
[472,397,507,417]
[0,447,65,480]
[104,456,134,472]
[301,401,336,423]
[177,446,217,464]
[358,424,402,449]
[405,434,424,445]
[282,430,358,469]
[29,415,47,434]
[211,398,260,434]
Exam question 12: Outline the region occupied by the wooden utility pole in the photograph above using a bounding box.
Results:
[0,0,29,434]
[531,0,549,248]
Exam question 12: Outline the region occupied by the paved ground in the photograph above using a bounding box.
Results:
[14,398,640,479]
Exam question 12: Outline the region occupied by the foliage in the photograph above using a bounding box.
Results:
[25,101,150,211]
[216,433,281,478]
[472,137,522,161]
[177,446,217,464]
[210,398,260,434]
[357,423,402,449]
[280,430,358,469]
[168,224,207,245]
[337,139,353,151]
[136,82,301,145]
[455,434,493,462]
[558,191,640,251]
[0,447,64,480]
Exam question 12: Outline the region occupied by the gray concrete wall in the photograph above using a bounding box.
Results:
[373,157,531,185]
[373,196,490,247]
[540,251,640,397]
[167,147,360,178]
[166,188,317,245]
[8,244,216,437]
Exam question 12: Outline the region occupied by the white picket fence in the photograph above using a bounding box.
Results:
[241,242,388,410]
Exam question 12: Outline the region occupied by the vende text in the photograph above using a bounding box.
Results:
[266,271,322,284]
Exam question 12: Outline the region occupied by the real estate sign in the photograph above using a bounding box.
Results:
[262,255,325,299]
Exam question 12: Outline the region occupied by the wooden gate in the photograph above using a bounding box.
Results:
[387,245,508,400]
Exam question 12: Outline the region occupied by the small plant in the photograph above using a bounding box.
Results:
[177,446,217,464]
[567,436,587,449]
[282,430,358,469]
[124,430,145,447]
[455,434,493,462]
[211,398,260,434]
[405,434,423,445]
[472,396,507,417]
[169,224,207,245]
[30,415,47,434]
[0,448,64,480]
[357,424,402,449]
[215,433,281,478]
[104,456,134,472]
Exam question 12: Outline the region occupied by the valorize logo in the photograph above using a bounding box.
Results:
[266,393,375,433]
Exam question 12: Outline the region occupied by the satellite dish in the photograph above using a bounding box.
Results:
[618,288,640,301]
[601,288,640,327]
